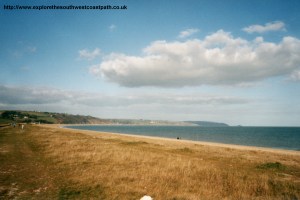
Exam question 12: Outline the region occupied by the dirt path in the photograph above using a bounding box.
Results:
[0,126,58,199]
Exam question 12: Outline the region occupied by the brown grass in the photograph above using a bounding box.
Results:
[1,124,300,200]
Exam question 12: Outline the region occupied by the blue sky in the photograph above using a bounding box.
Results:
[1,0,300,126]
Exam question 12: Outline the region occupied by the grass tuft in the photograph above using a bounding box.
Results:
[257,162,286,170]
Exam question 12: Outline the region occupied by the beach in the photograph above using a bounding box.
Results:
[64,125,300,155]
[1,124,300,199]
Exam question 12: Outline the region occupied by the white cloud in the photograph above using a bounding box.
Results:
[78,48,101,61]
[290,70,300,81]
[109,24,116,31]
[11,45,37,59]
[178,28,199,38]
[27,46,37,53]
[243,21,286,33]
[91,30,300,87]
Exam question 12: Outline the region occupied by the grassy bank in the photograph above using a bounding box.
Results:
[1,125,300,199]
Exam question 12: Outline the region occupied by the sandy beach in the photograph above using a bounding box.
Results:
[1,124,300,199]
[61,124,300,156]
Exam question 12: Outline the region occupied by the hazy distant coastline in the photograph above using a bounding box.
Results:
[0,110,228,127]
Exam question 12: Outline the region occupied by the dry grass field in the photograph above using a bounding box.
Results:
[1,124,300,199]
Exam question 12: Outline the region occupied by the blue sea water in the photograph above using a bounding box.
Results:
[66,125,300,151]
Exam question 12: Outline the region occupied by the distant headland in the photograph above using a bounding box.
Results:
[0,110,228,126]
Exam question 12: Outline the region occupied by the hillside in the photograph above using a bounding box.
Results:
[0,110,188,125]
[0,110,109,124]
[0,110,229,126]
[185,121,229,127]
[108,119,190,125]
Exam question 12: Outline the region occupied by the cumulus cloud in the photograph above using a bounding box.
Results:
[243,21,286,33]
[91,30,300,87]
[178,28,199,38]
[78,48,101,61]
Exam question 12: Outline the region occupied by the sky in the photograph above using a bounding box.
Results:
[1,0,300,126]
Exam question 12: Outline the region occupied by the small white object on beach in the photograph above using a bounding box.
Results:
[140,195,153,200]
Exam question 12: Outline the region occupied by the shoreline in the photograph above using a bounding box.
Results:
[48,124,300,156]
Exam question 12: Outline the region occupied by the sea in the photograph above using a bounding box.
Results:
[66,125,300,151]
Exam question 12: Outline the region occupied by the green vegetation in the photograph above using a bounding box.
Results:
[0,110,109,124]
[0,110,204,125]
[257,162,286,171]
